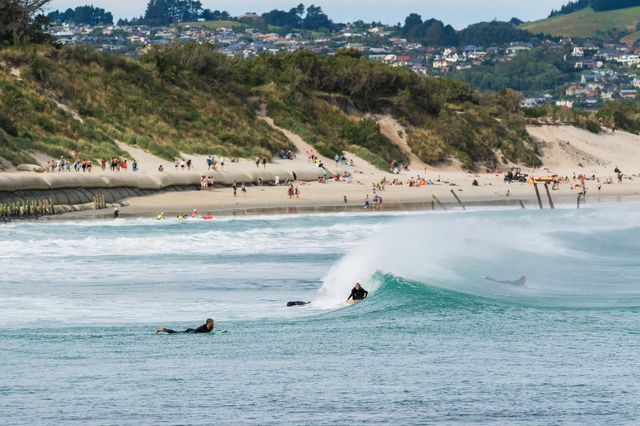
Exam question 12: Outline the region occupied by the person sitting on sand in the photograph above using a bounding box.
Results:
[347,283,368,302]
[156,318,214,334]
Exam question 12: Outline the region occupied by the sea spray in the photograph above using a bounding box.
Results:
[314,204,640,309]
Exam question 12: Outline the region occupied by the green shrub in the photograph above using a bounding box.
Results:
[0,113,18,137]
[347,145,389,170]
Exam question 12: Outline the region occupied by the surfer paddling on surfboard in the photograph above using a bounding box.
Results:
[347,282,368,304]
[156,318,214,334]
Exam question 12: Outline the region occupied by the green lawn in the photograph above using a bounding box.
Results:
[522,7,640,39]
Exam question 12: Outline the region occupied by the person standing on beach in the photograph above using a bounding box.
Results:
[207,156,212,170]
[364,195,370,209]
[262,157,267,169]
[241,183,247,195]
[344,195,348,207]
[232,181,238,197]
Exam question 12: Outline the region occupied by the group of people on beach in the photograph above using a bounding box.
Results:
[200,175,216,191]
[287,184,300,199]
[390,160,410,174]
[206,156,237,171]
[46,156,140,174]
[231,180,247,196]
[175,159,193,171]
[46,157,95,173]
[99,157,138,173]
[255,157,268,168]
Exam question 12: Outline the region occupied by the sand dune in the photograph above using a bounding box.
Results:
[376,115,429,170]
[528,125,640,175]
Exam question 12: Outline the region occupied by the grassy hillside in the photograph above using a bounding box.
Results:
[522,6,640,40]
[245,51,540,168]
[0,44,541,170]
[0,45,290,166]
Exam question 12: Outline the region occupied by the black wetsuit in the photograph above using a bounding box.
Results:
[348,287,368,301]
[164,324,211,334]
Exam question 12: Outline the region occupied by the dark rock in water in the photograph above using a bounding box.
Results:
[287,301,310,307]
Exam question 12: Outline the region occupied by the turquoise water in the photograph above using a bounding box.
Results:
[1,206,640,424]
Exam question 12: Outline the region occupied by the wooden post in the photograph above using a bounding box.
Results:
[533,183,543,209]
[432,195,447,211]
[544,183,555,210]
[450,190,466,210]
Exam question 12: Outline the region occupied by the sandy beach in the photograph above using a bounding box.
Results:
[2,123,640,218]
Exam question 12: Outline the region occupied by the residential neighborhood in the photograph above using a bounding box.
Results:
[47,18,640,110]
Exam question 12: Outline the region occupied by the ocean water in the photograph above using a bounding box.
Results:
[1,206,640,424]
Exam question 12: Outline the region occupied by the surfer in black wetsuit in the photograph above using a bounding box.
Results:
[347,283,368,302]
[156,318,214,334]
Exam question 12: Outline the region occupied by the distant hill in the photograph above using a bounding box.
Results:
[522,6,640,41]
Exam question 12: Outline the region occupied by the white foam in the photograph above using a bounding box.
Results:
[314,204,640,308]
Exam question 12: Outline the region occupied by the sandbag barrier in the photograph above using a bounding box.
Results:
[0,185,200,219]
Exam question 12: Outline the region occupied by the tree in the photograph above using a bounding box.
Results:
[48,5,114,25]
[302,5,332,30]
[591,0,640,12]
[141,0,203,26]
[549,0,589,17]
[201,9,230,21]
[0,0,51,44]
[400,15,458,46]
[402,13,423,38]
[458,21,533,47]
[454,48,576,94]
[262,9,301,28]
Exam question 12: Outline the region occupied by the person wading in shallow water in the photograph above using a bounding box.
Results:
[156,318,214,334]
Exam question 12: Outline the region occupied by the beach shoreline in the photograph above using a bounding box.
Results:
[36,188,640,222]
[2,123,640,222]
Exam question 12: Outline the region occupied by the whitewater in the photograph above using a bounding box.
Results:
[1,205,639,424]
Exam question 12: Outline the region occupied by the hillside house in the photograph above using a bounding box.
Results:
[619,89,637,99]
[566,85,587,97]
[556,100,574,108]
